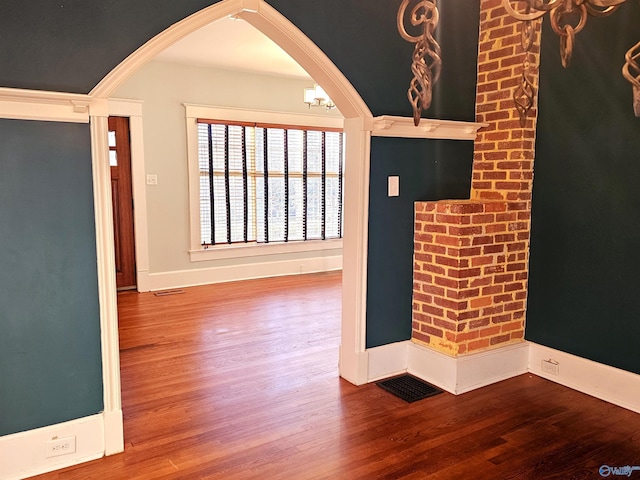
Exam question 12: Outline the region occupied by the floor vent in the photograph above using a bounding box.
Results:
[154,289,185,297]
[376,374,443,403]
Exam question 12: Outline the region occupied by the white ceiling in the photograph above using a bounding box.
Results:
[156,16,312,79]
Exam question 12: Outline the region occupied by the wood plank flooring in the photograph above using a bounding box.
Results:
[32,272,640,479]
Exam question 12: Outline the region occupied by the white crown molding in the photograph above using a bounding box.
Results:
[0,87,92,123]
[372,115,487,140]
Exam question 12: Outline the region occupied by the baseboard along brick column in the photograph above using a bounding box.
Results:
[411,1,541,356]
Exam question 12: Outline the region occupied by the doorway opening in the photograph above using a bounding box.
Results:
[92,0,373,455]
[108,116,136,290]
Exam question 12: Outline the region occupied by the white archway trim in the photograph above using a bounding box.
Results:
[90,1,243,99]
[235,1,371,120]
[90,0,371,121]
[91,0,373,393]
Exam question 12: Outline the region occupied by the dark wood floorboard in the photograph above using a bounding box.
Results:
[31,271,640,479]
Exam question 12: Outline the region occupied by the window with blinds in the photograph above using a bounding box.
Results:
[197,120,344,246]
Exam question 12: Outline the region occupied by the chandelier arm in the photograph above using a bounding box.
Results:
[398,0,431,43]
[550,4,587,37]
[527,0,563,11]
[623,41,640,88]
[503,0,637,119]
[502,0,549,21]
[586,0,626,7]
[398,0,442,125]
[585,3,622,16]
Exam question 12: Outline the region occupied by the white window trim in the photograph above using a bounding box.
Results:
[185,104,344,262]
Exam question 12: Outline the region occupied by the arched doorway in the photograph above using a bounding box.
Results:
[90,0,373,455]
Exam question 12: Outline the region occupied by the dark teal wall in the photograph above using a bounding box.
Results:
[526,3,640,374]
[366,138,474,348]
[0,0,216,92]
[1,1,479,120]
[269,0,479,120]
[0,1,480,436]
[0,119,103,436]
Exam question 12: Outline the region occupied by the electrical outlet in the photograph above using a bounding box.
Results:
[146,174,158,185]
[46,436,76,458]
[541,359,559,376]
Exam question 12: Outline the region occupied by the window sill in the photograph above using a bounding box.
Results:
[189,238,343,262]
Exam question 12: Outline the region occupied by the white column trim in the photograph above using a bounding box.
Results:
[339,117,372,385]
[89,115,124,455]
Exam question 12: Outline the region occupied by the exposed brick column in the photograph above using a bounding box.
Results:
[473,0,540,202]
[413,200,528,355]
[411,1,541,356]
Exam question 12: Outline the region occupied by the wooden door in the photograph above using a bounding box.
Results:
[108,116,136,290]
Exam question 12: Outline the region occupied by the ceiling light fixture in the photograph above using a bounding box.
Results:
[303,84,335,110]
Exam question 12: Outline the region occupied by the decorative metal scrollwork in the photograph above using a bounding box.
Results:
[397,0,442,126]
[514,14,537,127]
[503,0,630,124]
[623,41,640,116]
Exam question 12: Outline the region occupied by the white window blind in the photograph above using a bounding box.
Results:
[197,120,344,246]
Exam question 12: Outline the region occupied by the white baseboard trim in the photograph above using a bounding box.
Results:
[408,341,529,394]
[103,410,124,456]
[528,343,640,414]
[339,348,369,386]
[366,340,529,395]
[454,342,530,394]
[136,269,150,293]
[148,255,342,291]
[0,414,106,480]
[367,340,640,414]
[406,342,459,394]
[367,341,410,382]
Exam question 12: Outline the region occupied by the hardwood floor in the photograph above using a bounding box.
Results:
[32,271,640,479]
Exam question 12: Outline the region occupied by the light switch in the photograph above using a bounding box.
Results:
[146,174,158,186]
[388,176,399,197]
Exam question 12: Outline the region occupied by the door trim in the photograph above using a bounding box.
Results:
[108,99,150,292]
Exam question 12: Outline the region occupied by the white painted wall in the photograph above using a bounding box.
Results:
[113,60,343,280]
